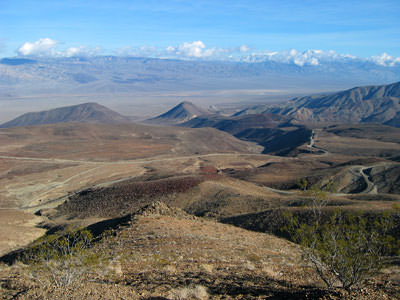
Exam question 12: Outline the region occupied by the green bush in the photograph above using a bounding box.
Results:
[283,185,399,291]
[21,228,107,288]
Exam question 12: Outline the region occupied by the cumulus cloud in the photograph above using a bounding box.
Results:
[116,43,400,68]
[239,45,250,53]
[371,53,400,67]
[17,38,58,56]
[163,41,253,60]
[13,38,400,68]
[61,46,102,57]
[166,41,217,58]
[241,49,360,66]
[116,42,222,59]
[16,38,103,58]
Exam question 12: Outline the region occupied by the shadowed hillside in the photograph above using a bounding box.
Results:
[180,113,311,156]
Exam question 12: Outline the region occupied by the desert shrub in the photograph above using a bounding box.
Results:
[283,186,399,291]
[21,228,108,288]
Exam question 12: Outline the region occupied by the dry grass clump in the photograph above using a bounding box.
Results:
[168,285,209,300]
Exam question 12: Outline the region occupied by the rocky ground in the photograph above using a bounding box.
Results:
[1,202,398,300]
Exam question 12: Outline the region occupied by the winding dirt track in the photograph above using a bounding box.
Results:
[3,151,386,211]
[1,153,275,210]
[359,167,377,194]
[346,162,395,194]
[0,152,273,255]
[348,166,375,194]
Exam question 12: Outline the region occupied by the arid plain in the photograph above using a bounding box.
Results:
[0,97,399,299]
[0,122,265,254]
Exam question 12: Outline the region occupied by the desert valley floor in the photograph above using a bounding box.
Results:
[0,118,399,299]
[0,93,399,299]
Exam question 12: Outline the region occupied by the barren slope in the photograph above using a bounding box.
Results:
[263,81,400,126]
[147,101,211,125]
[0,102,132,128]
[2,202,397,299]
[0,122,262,161]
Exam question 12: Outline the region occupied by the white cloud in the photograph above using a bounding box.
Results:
[240,49,364,66]
[61,46,102,57]
[17,38,58,56]
[239,45,250,53]
[13,38,400,68]
[371,53,400,67]
[116,44,400,68]
[309,57,319,66]
[16,38,103,58]
[166,41,217,58]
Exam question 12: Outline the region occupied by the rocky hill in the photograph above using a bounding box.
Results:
[0,102,132,128]
[237,81,400,127]
[146,101,210,125]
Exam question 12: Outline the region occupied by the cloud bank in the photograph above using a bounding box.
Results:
[371,53,400,67]
[17,38,58,56]
[241,49,358,66]
[15,38,400,68]
[62,46,102,57]
[166,41,217,58]
[17,38,101,57]
[116,41,250,60]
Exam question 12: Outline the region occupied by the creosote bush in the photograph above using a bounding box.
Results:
[283,184,399,292]
[21,228,108,289]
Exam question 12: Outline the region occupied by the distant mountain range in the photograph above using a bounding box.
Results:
[4,80,399,131]
[0,102,132,128]
[2,80,399,155]
[236,81,400,127]
[1,56,400,99]
[150,80,400,154]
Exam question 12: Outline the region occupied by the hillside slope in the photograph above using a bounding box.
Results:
[0,102,131,128]
[146,101,210,125]
[181,113,311,155]
[238,82,400,127]
[0,122,262,161]
[183,113,288,134]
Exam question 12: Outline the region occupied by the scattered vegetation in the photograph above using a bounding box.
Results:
[58,176,204,217]
[283,184,400,292]
[20,228,111,289]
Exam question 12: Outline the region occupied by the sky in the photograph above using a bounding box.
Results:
[0,0,400,61]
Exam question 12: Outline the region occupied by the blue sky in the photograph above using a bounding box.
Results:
[0,0,399,60]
